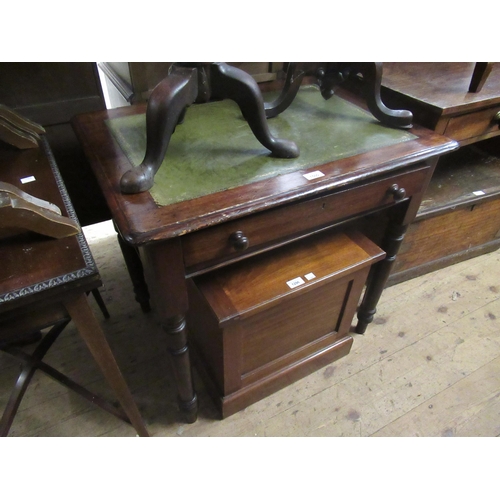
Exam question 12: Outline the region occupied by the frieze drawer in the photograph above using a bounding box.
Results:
[182,164,431,272]
[445,105,500,143]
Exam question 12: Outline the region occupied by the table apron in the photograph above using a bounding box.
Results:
[182,163,432,273]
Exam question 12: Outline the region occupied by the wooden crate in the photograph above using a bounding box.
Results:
[187,230,385,418]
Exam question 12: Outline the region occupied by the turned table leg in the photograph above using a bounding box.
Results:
[139,239,198,423]
[356,220,408,334]
[162,315,198,423]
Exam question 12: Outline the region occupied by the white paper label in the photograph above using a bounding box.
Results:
[286,277,305,289]
[473,190,485,196]
[303,171,325,180]
[20,176,36,184]
[305,273,316,280]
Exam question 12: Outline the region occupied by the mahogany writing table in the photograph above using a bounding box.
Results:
[72,87,457,422]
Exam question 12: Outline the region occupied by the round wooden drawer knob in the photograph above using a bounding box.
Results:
[229,231,249,251]
[388,184,406,201]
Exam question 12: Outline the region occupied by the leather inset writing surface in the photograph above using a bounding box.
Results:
[106,86,416,206]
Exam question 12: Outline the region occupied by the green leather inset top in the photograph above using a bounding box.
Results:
[106,86,416,206]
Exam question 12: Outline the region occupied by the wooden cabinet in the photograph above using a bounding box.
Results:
[188,230,384,417]
[0,62,109,225]
[372,62,500,284]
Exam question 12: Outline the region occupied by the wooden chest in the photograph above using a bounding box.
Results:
[388,140,500,284]
[187,230,385,418]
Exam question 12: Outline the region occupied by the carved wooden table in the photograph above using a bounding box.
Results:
[0,137,148,436]
[72,86,457,423]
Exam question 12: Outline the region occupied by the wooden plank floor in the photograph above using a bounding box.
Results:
[1,220,499,437]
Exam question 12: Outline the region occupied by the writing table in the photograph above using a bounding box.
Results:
[72,86,457,422]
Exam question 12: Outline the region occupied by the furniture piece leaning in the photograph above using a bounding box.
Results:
[0,136,148,437]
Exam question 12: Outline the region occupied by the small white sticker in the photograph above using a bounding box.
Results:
[286,277,305,289]
[20,176,36,184]
[305,272,316,280]
[473,190,485,196]
[303,171,325,180]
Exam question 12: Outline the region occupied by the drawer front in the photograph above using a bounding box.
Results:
[392,196,500,276]
[182,165,431,271]
[445,105,500,143]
